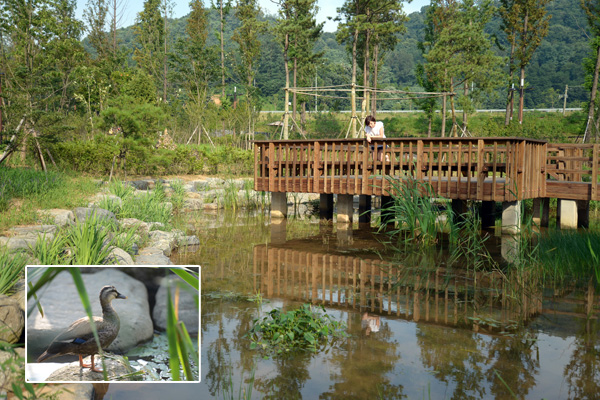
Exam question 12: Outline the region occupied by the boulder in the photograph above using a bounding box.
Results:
[106,247,134,265]
[153,275,199,334]
[0,347,25,393]
[120,218,149,235]
[0,295,24,343]
[183,198,204,211]
[27,269,153,361]
[45,356,136,382]
[73,207,118,226]
[36,383,94,399]
[135,248,173,265]
[38,209,75,227]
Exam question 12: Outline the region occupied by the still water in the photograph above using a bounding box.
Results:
[101,210,600,399]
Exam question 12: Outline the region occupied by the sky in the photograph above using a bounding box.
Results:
[74,0,429,33]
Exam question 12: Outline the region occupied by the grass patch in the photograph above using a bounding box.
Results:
[0,166,100,231]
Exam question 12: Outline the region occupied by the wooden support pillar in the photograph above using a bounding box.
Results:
[336,223,353,248]
[577,200,590,228]
[358,195,371,224]
[320,194,334,220]
[480,201,496,228]
[380,195,394,226]
[558,199,577,230]
[532,198,549,227]
[271,192,287,219]
[337,194,354,223]
[501,200,521,234]
[452,199,468,224]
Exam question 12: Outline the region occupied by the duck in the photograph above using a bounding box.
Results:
[37,285,127,373]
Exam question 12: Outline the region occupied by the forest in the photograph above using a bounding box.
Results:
[1,0,600,174]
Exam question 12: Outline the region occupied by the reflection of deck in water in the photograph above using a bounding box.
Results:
[253,243,600,332]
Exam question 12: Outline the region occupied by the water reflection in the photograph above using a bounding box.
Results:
[169,213,600,399]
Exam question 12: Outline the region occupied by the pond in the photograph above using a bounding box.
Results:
[99,210,600,399]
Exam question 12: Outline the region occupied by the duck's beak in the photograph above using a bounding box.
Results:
[117,292,127,299]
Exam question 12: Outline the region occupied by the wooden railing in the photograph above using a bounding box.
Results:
[545,143,600,201]
[254,138,547,201]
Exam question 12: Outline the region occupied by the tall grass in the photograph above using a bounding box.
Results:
[0,166,99,231]
[0,248,26,295]
[381,176,449,247]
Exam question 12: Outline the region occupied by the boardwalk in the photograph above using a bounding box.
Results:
[254,137,600,202]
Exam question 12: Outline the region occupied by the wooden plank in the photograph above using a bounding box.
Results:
[417,140,423,180]
[269,142,275,192]
[477,139,484,199]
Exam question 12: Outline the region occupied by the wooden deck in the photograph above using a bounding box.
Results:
[254,138,600,202]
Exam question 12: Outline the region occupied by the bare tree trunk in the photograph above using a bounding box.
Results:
[504,37,516,126]
[441,94,447,138]
[463,81,468,130]
[584,44,600,143]
[518,10,529,125]
[163,0,168,103]
[371,42,379,118]
[362,28,370,121]
[283,33,290,140]
[351,27,358,138]
[293,56,297,122]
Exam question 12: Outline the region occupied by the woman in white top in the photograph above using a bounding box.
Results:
[364,115,387,161]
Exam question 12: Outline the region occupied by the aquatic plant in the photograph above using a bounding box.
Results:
[169,179,186,212]
[221,366,255,400]
[248,304,347,356]
[381,176,446,247]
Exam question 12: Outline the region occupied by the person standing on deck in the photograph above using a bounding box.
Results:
[364,115,388,162]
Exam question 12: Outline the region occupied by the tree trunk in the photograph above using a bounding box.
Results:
[584,44,600,143]
[504,37,516,126]
[351,27,358,138]
[283,33,290,140]
[293,56,297,122]
[371,42,379,118]
[441,94,447,138]
[463,81,468,131]
[362,28,370,122]
[518,10,529,125]
[163,0,168,103]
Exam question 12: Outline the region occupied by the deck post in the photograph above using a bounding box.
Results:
[501,201,521,234]
[271,192,288,219]
[577,200,590,228]
[320,194,334,220]
[380,195,394,226]
[337,194,354,223]
[358,195,371,224]
[559,199,578,229]
[336,223,354,247]
[480,201,496,228]
[452,199,468,224]
[532,198,549,227]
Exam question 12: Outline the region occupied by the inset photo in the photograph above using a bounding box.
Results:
[26,265,200,383]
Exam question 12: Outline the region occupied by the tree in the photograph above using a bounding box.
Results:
[134,0,164,99]
[582,0,600,142]
[232,0,267,88]
[500,0,551,125]
[423,0,504,136]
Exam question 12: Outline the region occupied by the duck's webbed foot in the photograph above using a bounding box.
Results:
[79,354,104,372]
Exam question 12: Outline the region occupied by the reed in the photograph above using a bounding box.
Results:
[169,179,186,212]
[0,248,26,295]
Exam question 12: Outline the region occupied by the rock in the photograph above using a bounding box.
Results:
[0,295,24,344]
[128,180,150,191]
[38,209,75,227]
[185,192,203,199]
[106,247,134,265]
[73,207,118,226]
[147,222,165,231]
[87,193,122,208]
[45,356,136,382]
[135,250,173,265]
[203,203,219,211]
[27,269,154,360]
[183,198,204,211]
[153,275,199,334]
[8,225,57,237]
[178,235,200,247]
[0,236,35,252]
[0,347,24,393]
[120,218,149,235]
[36,383,95,399]
[11,279,25,312]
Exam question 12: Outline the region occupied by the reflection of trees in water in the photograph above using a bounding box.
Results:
[319,314,404,399]
[204,300,233,397]
[485,332,539,399]
[253,354,312,400]
[417,325,487,399]
[564,319,600,399]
